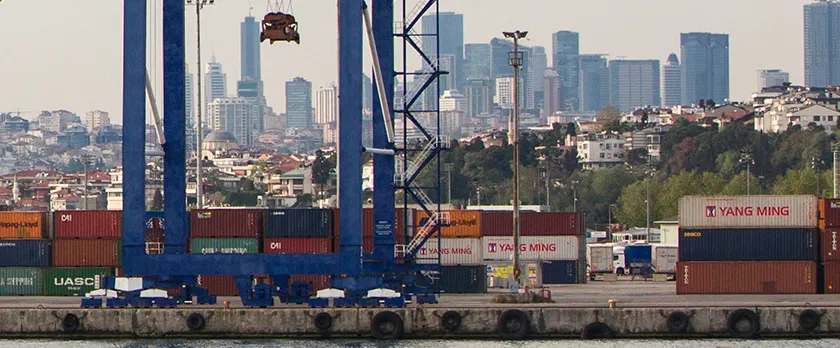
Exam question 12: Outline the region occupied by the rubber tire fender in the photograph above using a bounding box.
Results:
[186,313,206,331]
[62,313,80,333]
[667,311,690,333]
[441,310,462,332]
[799,309,821,332]
[371,311,404,340]
[314,312,333,331]
[727,309,760,339]
[497,309,530,340]
[581,322,614,339]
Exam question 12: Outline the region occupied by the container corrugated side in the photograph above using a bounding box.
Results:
[415,210,481,238]
[54,210,122,239]
[190,238,258,254]
[355,208,408,253]
[415,238,481,265]
[676,261,817,294]
[480,212,583,236]
[652,245,678,274]
[190,209,262,238]
[44,267,114,296]
[263,238,333,254]
[0,268,44,296]
[0,212,46,239]
[541,260,579,284]
[587,245,614,273]
[0,239,49,267]
[439,266,486,293]
[679,195,817,228]
[264,209,333,238]
[290,275,331,296]
[679,228,818,261]
[823,261,840,294]
[481,236,580,261]
[198,275,237,296]
[52,239,120,267]
[822,228,840,262]
[819,199,840,228]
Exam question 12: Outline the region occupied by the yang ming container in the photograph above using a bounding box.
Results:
[480,212,583,236]
[676,261,817,294]
[541,260,579,284]
[0,239,49,267]
[190,238,258,254]
[652,245,678,274]
[0,212,47,239]
[44,267,114,296]
[264,209,333,238]
[679,228,818,261]
[679,195,817,228]
[819,199,840,228]
[415,210,481,238]
[415,238,481,265]
[52,239,120,267]
[482,236,581,261]
[0,268,44,296]
[823,228,840,261]
[54,210,122,239]
[263,238,332,254]
[190,209,262,238]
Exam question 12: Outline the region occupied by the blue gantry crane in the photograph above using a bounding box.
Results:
[84,0,448,309]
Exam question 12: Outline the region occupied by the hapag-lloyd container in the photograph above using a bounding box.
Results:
[263,238,333,254]
[676,261,817,294]
[679,195,817,228]
[823,228,840,261]
[54,210,122,239]
[415,238,481,265]
[0,212,47,239]
[415,210,481,238]
[679,228,818,261]
[481,236,581,261]
[190,209,262,238]
[0,268,44,296]
[52,239,120,267]
[44,267,114,296]
[480,212,583,236]
[0,239,49,267]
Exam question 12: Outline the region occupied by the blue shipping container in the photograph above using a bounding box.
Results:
[439,265,486,293]
[624,245,652,263]
[0,240,49,267]
[542,260,578,284]
[679,228,818,261]
[264,209,333,238]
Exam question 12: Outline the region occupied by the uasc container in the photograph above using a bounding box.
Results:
[52,239,120,267]
[264,209,333,238]
[0,212,46,239]
[679,195,817,229]
[190,209,262,238]
[44,267,114,296]
[190,238,258,254]
[415,238,481,265]
[416,210,480,238]
[54,210,122,239]
[679,228,818,261]
[0,268,44,296]
[676,261,817,294]
[482,236,581,261]
[0,239,49,267]
[263,238,332,254]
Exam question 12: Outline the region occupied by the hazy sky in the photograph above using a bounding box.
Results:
[0,0,814,124]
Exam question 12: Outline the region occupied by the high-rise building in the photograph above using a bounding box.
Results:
[362,74,372,113]
[438,54,457,93]
[285,77,313,129]
[543,68,562,117]
[204,56,227,110]
[237,78,263,139]
[757,69,791,90]
[439,90,467,112]
[495,76,523,109]
[240,15,261,82]
[465,43,492,80]
[84,110,110,131]
[578,54,609,112]
[465,78,493,117]
[491,38,532,108]
[529,46,547,111]
[661,53,682,107]
[315,84,337,125]
[422,12,464,91]
[552,31,580,112]
[207,97,254,147]
[609,59,661,113]
[680,32,729,105]
[185,63,197,155]
[805,1,840,87]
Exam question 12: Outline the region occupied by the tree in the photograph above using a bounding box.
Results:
[615,179,661,227]
[151,189,163,211]
[625,148,649,167]
[598,105,621,123]
[720,172,761,195]
[293,193,315,208]
[311,150,333,201]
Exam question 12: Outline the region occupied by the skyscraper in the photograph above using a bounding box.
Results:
[578,54,609,112]
[204,56,227,110]
[805,1,840,87]
[609,59,661,113]
[422,12,465,91]
[207,97,254,147]
[240,15,261,82]
[530,46,547,110]
[491,38,531,107]
[237,79,262,139]
[661,53,682,107]
[552,31,580,112]
[285,77,313,129]
[362,74,372,113]
[680,32,729,105]
[185,63,196,154]
[757,69,791,90]
[465,78,493,117]
[316,84,337,125]
[465,43,492,80]
[543,68,562,117]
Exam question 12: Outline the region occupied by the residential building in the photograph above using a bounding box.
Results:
[681,32,729,105]
[804,1,840,87]
[625,124,673,162]
[609,59,661,113]
[422,12,464,91]
[207,97,254,147]
[576,132,625,170]
[465,78,494,117]
[285,77,313,129]
[440,110,464,136]
[578,54,609,112]
[552,30,580,112]
[495,76,521,109]
[465,43,492,80]
[439,89,467,112]
[315,84,337,125]
[57,125,90,148]
[204,56,227,113]
[105,167,163,211]
[756,103,838,133]
[84,110,110,131]
[2,116,29,133]
[95,125,121,144]
[38,110,80,133]
[543,68,562,117]
[661,53,682,107]
[757,69,790,90]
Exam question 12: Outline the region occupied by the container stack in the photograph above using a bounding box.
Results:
[49,210,120,296]
[190,209,262,296]
[0,212,49,296]
[415,210,484,293]
[677,196,819,294]
[264,208,335,295]
[818,199,840,293]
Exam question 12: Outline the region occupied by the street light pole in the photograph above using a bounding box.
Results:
[82,155,91,210]
[571,180,579,212]
[188,0,214,209]
[504,30,527,288]
[443,163,452,206]
[740,152,754,196]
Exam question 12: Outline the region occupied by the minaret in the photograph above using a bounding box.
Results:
[12,173,20,202]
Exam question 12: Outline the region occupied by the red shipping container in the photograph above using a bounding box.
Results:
[198,275,238,296]
[824,262,840,294]
[54,210,122,239]
[290,275,330,295]
[480,211,583,236]
[823,228,840,262]
[820,199,840,228]
[336,208,408,253]
[263,238,333,253]
[676,261,817,294]
[190,209,262,238]
[52,239,120,267]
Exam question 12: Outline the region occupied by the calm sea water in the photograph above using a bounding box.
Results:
[4,340,840,348]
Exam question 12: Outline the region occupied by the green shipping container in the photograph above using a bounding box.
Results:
[44,267,114,296]
[190,238,258,254]
[0,268,44,296]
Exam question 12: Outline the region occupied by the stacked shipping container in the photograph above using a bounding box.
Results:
[677,196,819,294]
[819,199,840,293]
[189,209,263,296]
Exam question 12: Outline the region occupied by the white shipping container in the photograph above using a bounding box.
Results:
[587,244,614,273]
[482,236,580,261]
[679,195,817,228]
[652,245,678,274]
[416,238,482,265]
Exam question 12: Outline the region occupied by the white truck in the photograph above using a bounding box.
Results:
[587,244,617,280]
[651,244,678,279]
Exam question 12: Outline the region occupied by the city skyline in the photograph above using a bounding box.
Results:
[0,0,816,123]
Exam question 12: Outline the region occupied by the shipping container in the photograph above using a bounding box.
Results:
[541,260,579,284]
[290,275,331,296]
[145,211,165,242]
[823,261,840,294]
[264,209,333,238]
[679,228,818,261]
[190,209,262,238]
[587,244,614,274]
[676,261,817,294]
[0,212,47,239]
[263,238,333,254]
[439,265,487,293]
[416,210,481,238]
[198,275,237,296]
[482,236,581,261]
[54,210,122,239]
[190,238,258,254]
[415,238,482,265]
[822,228,840,262]
[652,245,678,274]
[679,195,817,229]
[0,268,44,296]
[347,208,410,253]
[484,262,542,289]
[480,212,583,236]
[52,239,120,267]
[44,267,114,296]
[819,199,840,228]
[0,239,49,267]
